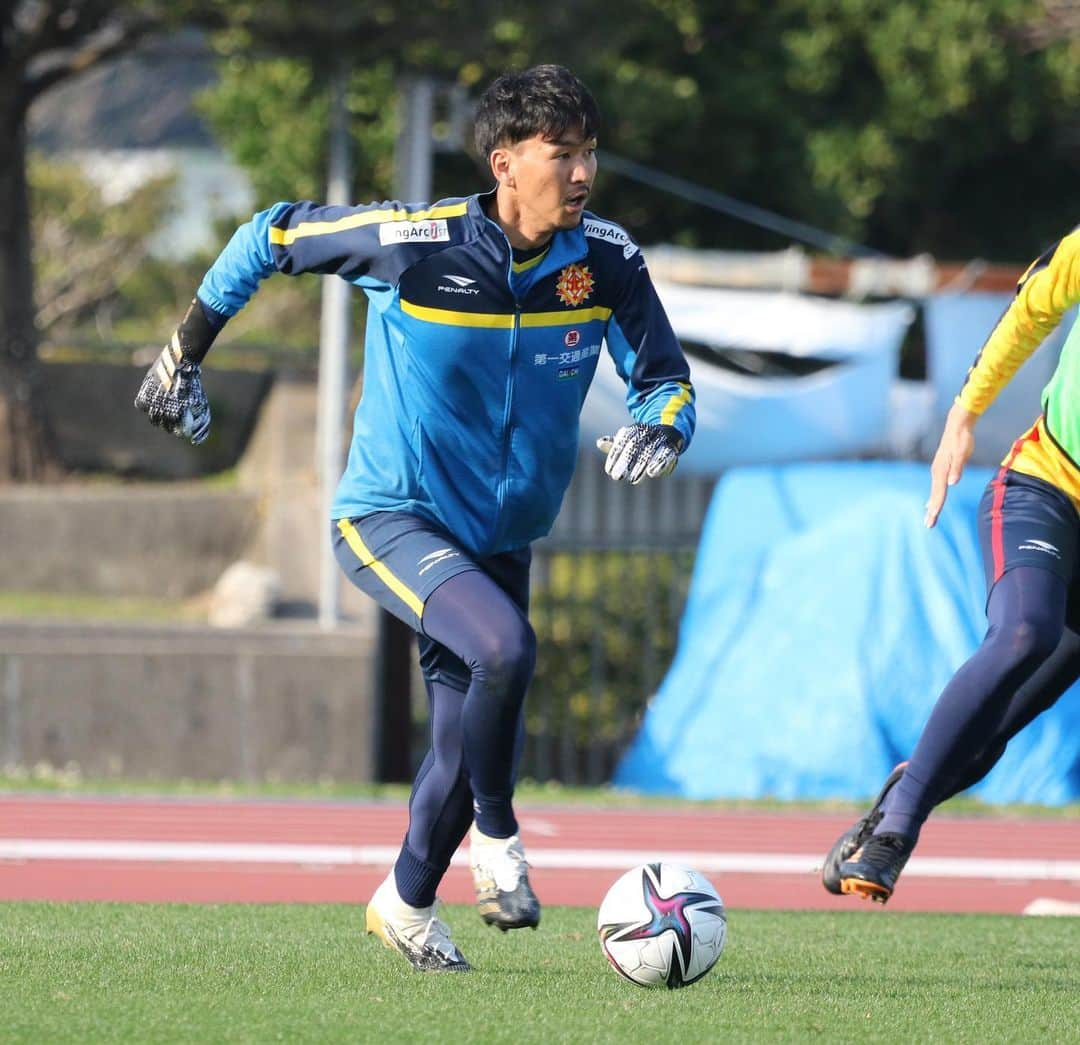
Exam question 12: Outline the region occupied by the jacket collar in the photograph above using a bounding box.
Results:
[468,190,588,278]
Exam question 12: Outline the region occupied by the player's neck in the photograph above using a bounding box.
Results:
[489,188,553,251]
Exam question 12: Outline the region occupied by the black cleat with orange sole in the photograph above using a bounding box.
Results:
[821,761,908,895]
[838,831,915,904]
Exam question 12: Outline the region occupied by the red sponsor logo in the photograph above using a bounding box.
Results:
[564,329,580,347]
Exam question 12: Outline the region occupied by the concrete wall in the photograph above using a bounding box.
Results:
[0,485,261,597]
[0,621,376,782]
[234,371,372,621]
[0,370,385,783]
[44,361,271,479]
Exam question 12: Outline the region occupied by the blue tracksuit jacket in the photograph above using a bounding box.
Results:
[197,189,696,557]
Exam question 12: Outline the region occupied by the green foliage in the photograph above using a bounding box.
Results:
[773,0,1080,255]
[0,589,209,623]
[180,0,1080,260]
[527,549,694,782]
[28,152,323,356]
[580,0,1080,258]
[11,0,1080,370]
[195,57,399,206]
[29,152,175,336]
[2,903,1078,1043]
[140,1,1080,263]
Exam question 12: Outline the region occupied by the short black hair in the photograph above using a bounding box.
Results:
[474,64,600,159]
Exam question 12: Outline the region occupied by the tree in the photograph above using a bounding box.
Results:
[1,2,157,481]
[9,0,1073,482]
[188,1,1080,261]
[30,153,175,337]
[195,56,399,207]
[0,0,607,481]
[774,0,1080,257]
[575,0,1080,258]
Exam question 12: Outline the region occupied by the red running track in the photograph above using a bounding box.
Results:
[0,796,1078,914]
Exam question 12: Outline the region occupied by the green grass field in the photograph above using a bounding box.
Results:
[2,903,1077,1044]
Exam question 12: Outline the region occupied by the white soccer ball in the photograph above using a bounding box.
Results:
[597,862,726,989]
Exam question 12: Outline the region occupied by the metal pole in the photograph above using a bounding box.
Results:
[370,77,440,782]
[396,77,435,203]
[316,65,352,631]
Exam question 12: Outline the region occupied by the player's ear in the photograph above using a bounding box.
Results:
[490,147,515,189]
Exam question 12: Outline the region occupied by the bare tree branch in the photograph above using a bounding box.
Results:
[22,12,154,109]
[1014,0,1080,49]
[35,242,144,330]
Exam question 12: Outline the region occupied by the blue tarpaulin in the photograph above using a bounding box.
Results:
[615,461,1080,803]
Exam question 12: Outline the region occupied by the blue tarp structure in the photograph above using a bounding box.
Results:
[615,461,1080,804]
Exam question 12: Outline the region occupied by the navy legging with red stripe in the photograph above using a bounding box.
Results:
[879,463,1080,838]
[878,566,1074,839]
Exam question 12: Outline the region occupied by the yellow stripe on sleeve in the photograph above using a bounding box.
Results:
[660,382,693,426]
[270,202,468,247]
[336,519,425,619]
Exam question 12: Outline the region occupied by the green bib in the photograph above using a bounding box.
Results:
[1042,315,1080,464]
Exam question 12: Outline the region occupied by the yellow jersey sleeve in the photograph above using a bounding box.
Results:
[956,226,1080,415]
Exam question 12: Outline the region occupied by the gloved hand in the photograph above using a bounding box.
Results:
[134,298,217,445]
[596,423,684,484]
[135,342,211,445]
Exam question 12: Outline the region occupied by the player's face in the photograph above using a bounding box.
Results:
[503,131,597,234]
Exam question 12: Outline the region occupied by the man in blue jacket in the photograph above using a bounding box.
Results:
[136,64,696,972]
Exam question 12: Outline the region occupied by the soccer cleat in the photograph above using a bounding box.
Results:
[469,825,541,931]
[365,874,471,972]
[839,831,915,904]
[821,761,908,895]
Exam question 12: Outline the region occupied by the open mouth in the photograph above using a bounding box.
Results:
[564,191,590,210]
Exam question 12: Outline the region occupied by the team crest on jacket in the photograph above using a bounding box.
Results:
[555,264,595,307]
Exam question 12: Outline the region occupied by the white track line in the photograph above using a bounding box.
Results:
[1022,898,1080,916]
[1,840,1079,882]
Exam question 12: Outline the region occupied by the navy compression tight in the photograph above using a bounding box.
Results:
[393,568,536,908]
[879,566,1075,840]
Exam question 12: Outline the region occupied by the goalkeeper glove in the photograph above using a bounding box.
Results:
[596,423,684,484]
[135,298,218,445]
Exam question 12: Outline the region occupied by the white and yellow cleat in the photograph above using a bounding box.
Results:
[365,874,471,972]
[469,825,541,931]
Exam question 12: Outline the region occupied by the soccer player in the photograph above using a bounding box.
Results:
[822,224,1080,904]
[135,65,696,969]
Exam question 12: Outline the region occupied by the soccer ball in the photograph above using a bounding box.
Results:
[597,862,726,989]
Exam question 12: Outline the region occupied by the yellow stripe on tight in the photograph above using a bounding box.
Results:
[336,519,424,619]
[660,382,693,426]
[270,202,468,246]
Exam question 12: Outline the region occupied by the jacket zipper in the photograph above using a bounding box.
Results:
[489,216,519,551]
[495,299,521,549]
[484,211,588,549]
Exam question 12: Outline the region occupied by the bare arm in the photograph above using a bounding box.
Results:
[924,403,978,528]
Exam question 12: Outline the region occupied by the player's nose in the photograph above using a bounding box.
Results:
[570,157,593,184]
